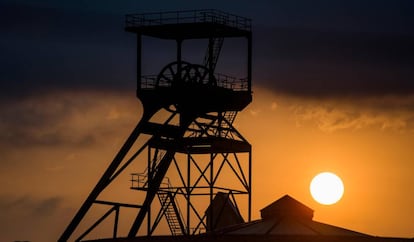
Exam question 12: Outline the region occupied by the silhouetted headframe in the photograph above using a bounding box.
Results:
[59,9,253,241]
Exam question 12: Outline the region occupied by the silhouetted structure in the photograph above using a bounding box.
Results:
[220,195,368,236]
[205,192,245,231]
[59,9,252,241]
[83,195,414,242]
[260,194,314,220]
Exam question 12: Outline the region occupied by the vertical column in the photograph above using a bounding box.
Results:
[147,147,152,235]
[248,150,252,222]
[177,39,183,85]
[247,33,252,92]
[137,34,142,91]
[114,206,119,238]
[186,153,191,235]
[209,152,214,231]
[208,37,214,85]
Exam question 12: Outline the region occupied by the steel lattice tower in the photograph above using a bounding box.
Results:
[59,9,252,241]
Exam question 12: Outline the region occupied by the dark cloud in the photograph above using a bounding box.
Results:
[33,196,63,216]
[0,2,126,44]
[0,195,63,217]
[2,2,414,241]
[0,194,66,241]
[0,3,135,98]
[0,91,139,151]
[1,1,414,100]
[0,94,93,148]
[254,27,414,97]
[290,97,414,133]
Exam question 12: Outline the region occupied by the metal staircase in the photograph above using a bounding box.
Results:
[187,111,238,138]
[203,37,224,72]
[157,191,185,235]
[219,111,238,137]
[131,170,186,236]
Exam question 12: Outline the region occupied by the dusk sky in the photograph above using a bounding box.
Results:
[1,0,414,241]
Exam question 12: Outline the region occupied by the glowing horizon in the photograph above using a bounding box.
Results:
[1,88,414,240]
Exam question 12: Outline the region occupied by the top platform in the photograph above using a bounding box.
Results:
[125,9,252,39]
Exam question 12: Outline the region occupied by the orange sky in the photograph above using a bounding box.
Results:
[1,1,414,241]
[237,87,414,237]
[1,87,414,241]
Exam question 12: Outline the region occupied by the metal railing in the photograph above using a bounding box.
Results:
[125,9,251,31]
[140,73,248,91]
[130,172,148,189]
[130,171,175,192]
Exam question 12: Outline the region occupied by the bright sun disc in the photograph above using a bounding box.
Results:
[310,172,344,205]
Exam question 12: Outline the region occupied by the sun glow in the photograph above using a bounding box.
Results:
[310,172,344,205]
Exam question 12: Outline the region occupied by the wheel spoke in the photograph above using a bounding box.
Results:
[156,61,213,87]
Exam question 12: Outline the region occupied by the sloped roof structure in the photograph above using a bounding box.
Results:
[217,194,367,236]
[205,192,245,231]
[260,194,314,220]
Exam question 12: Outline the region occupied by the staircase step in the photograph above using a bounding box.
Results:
[157,190,185,236]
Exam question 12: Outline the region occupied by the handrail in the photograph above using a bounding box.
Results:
[131,172,186,234]
[130,172,173,191]
[125,9,251,31]
[140,73,248,91]
[130,172,148,189]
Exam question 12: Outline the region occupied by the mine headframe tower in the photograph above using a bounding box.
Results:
[59,9,252,241]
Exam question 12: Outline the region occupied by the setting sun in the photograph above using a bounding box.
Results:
[310,172,344,205]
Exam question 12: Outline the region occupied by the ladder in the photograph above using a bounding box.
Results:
[157,191,185,235]
[203,37,224,72]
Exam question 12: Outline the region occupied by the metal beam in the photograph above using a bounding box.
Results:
[59,114,152,242]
